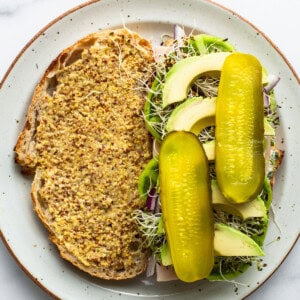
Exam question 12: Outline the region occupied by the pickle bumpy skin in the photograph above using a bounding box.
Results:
[159,131,214,282]
[215,53,265,204]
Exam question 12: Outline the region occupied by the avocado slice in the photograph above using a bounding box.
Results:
[165,95,274,162]
[166,97,216,134]
[211,180,267,219]
[160,223,264,266]
[162,52,230,107]
[166,97,273,137]
[161,50,270,108]
[214,223,265,256]
[202,140,215,161]
[166,97,216,161]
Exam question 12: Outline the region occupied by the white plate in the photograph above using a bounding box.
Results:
[0,0,299,299]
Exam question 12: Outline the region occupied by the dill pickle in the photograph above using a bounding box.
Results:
[215,53,265,204]
[159,131,214,282]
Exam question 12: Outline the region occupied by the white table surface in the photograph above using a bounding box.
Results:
[0,0,299,299]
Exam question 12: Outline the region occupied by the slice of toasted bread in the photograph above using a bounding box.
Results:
[14,28,154,279]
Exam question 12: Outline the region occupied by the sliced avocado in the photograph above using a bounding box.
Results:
[166,97,216,161]
[162,51,269,108]
[165,93,272,162]
[166,96,272,137]
[202,140,215,161]
[162,52,230,107]
[214,223,265,256]
[165,96,271,162]
[160,223,264,264]
[211,180,267,219]
[166,97,216,134]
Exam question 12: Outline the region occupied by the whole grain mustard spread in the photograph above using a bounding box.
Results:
[34,30,153,278]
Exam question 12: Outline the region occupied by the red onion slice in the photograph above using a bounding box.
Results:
[146,188,158,211]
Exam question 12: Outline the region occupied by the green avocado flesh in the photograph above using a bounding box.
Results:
[139,164,267,221]
[213,223,265,256]
[211,180,267,220]
[202,140,215,161]
[160,223,264,266]
[162,52,230,108]
[165,96,274,161]
[162,50,269,109]
[166,97,216,134]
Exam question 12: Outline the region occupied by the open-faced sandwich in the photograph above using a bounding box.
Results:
[14,26,283,283]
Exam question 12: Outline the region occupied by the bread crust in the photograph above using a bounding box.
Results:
[15,28,154,279]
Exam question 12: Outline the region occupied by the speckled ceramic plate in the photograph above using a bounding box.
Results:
[0,0,299,299]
